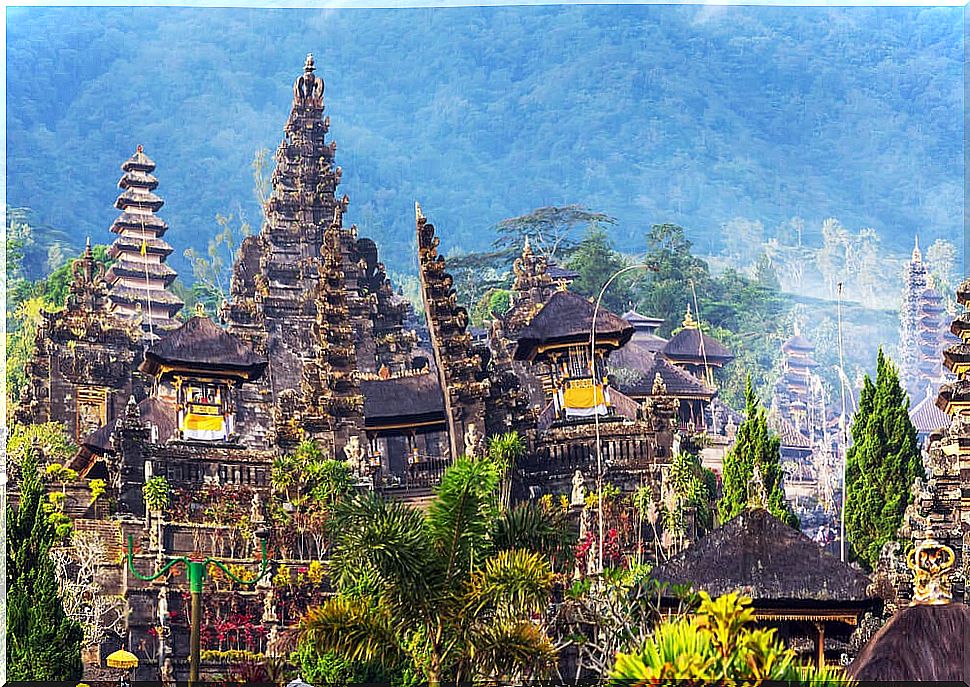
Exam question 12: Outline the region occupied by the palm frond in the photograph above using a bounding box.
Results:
[298,596,401,667]
[427,456,500,579]
[493,501,576,565]
[466,549,554,618]
[329,493,439,612]
[468,619,557,680]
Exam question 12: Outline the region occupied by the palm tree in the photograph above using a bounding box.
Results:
[299,455,558,684]
[486,431,526,510]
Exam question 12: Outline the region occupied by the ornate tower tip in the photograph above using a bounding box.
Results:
[913,234,922,262]
[136,144,144,153]
[683,302,697,329]
[415,202,424,222]
[194,301,206,317]
[304,53,315,71]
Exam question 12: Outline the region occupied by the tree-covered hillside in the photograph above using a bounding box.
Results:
[6,5,963,279]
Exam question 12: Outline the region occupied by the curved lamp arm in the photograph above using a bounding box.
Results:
[126,535,187,581]
[207,539,270,586]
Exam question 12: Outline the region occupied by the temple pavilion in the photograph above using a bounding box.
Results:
[650,505,878,667]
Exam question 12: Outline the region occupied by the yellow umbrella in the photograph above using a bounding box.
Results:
[106,649,139,670]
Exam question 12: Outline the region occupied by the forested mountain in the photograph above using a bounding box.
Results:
[7,5,963,279]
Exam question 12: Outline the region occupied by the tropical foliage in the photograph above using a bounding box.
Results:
[609,591,853,686]
[298,454,565,683]
[718,377,799,528]
[845,348,923,569]
[6,445,84,681]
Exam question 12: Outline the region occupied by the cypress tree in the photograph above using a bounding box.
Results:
[6,446,83,681]
[844,349,923,569]
[718,377,799,528]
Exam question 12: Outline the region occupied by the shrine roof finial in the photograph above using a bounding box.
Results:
[304,53,315,72]
[682,303,698,329]
[912,234,922,263]
[415,201,424,222]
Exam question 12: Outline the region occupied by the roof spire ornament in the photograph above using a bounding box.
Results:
[912,234,922,263]
[908,538,955,605]
[682,303,698,329]
[415,201,424,223]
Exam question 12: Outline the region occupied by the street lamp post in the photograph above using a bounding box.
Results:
[590,263,655,574]
[126,531,271,686]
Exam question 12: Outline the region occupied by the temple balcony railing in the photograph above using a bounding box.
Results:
[372,453,452,492]
[521,420,666,478]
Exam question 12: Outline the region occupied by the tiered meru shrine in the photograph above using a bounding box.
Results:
[11,56,969,681]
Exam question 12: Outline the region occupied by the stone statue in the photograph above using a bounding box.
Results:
[262,589,278,623]
[161,658,175,687]
[464,424,482,458]
[144,459,153,483]
[571,469,586,507]
[343,436,365,477]
[250,491,264,524]
[157,588,169,626]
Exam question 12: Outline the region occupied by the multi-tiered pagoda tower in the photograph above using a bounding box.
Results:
[775,323,821,436]
[899,238,949,400]
[105,146,183,336]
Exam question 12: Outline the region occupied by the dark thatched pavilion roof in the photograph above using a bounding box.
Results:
[650,508,873,603]
[663,326,734,365]
[613,347,715,400]
[140,315,267,379]
[514,290,634,361]
[847,602,969,683]
[362,373,446,431]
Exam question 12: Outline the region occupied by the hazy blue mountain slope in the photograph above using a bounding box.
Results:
[6,5,962,276]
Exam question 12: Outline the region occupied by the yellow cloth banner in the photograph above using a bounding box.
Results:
[563,383,607,409]
[183,413,224,432]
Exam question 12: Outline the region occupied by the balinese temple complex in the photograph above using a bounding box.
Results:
[10,57,722,681]
[21,53,947,682]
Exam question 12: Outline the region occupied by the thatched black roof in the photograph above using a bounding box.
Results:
[546,261,579,281]
[108,235,174,258]
[663,327,734,364]
[141,315,266,378]
[115,187,164,212]
[514,290,633,361]
[614,347,715,400]
[110,211,168,234]
[362,373,446,427]
[847,602,969,683]
[121,147,156,172]
[108,283,184,309]
[781,333,814,353]
[650,508,873,603]
[106,258,177,285]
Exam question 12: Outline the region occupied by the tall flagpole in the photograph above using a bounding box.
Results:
[836,281,848,562]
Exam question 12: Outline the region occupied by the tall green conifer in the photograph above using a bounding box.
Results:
[6,447,83,680]
[718,377,799,528]
[844,349,922,569]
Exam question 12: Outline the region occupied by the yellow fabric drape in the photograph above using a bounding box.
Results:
[563,382,607,409]
[182,413,224,432]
